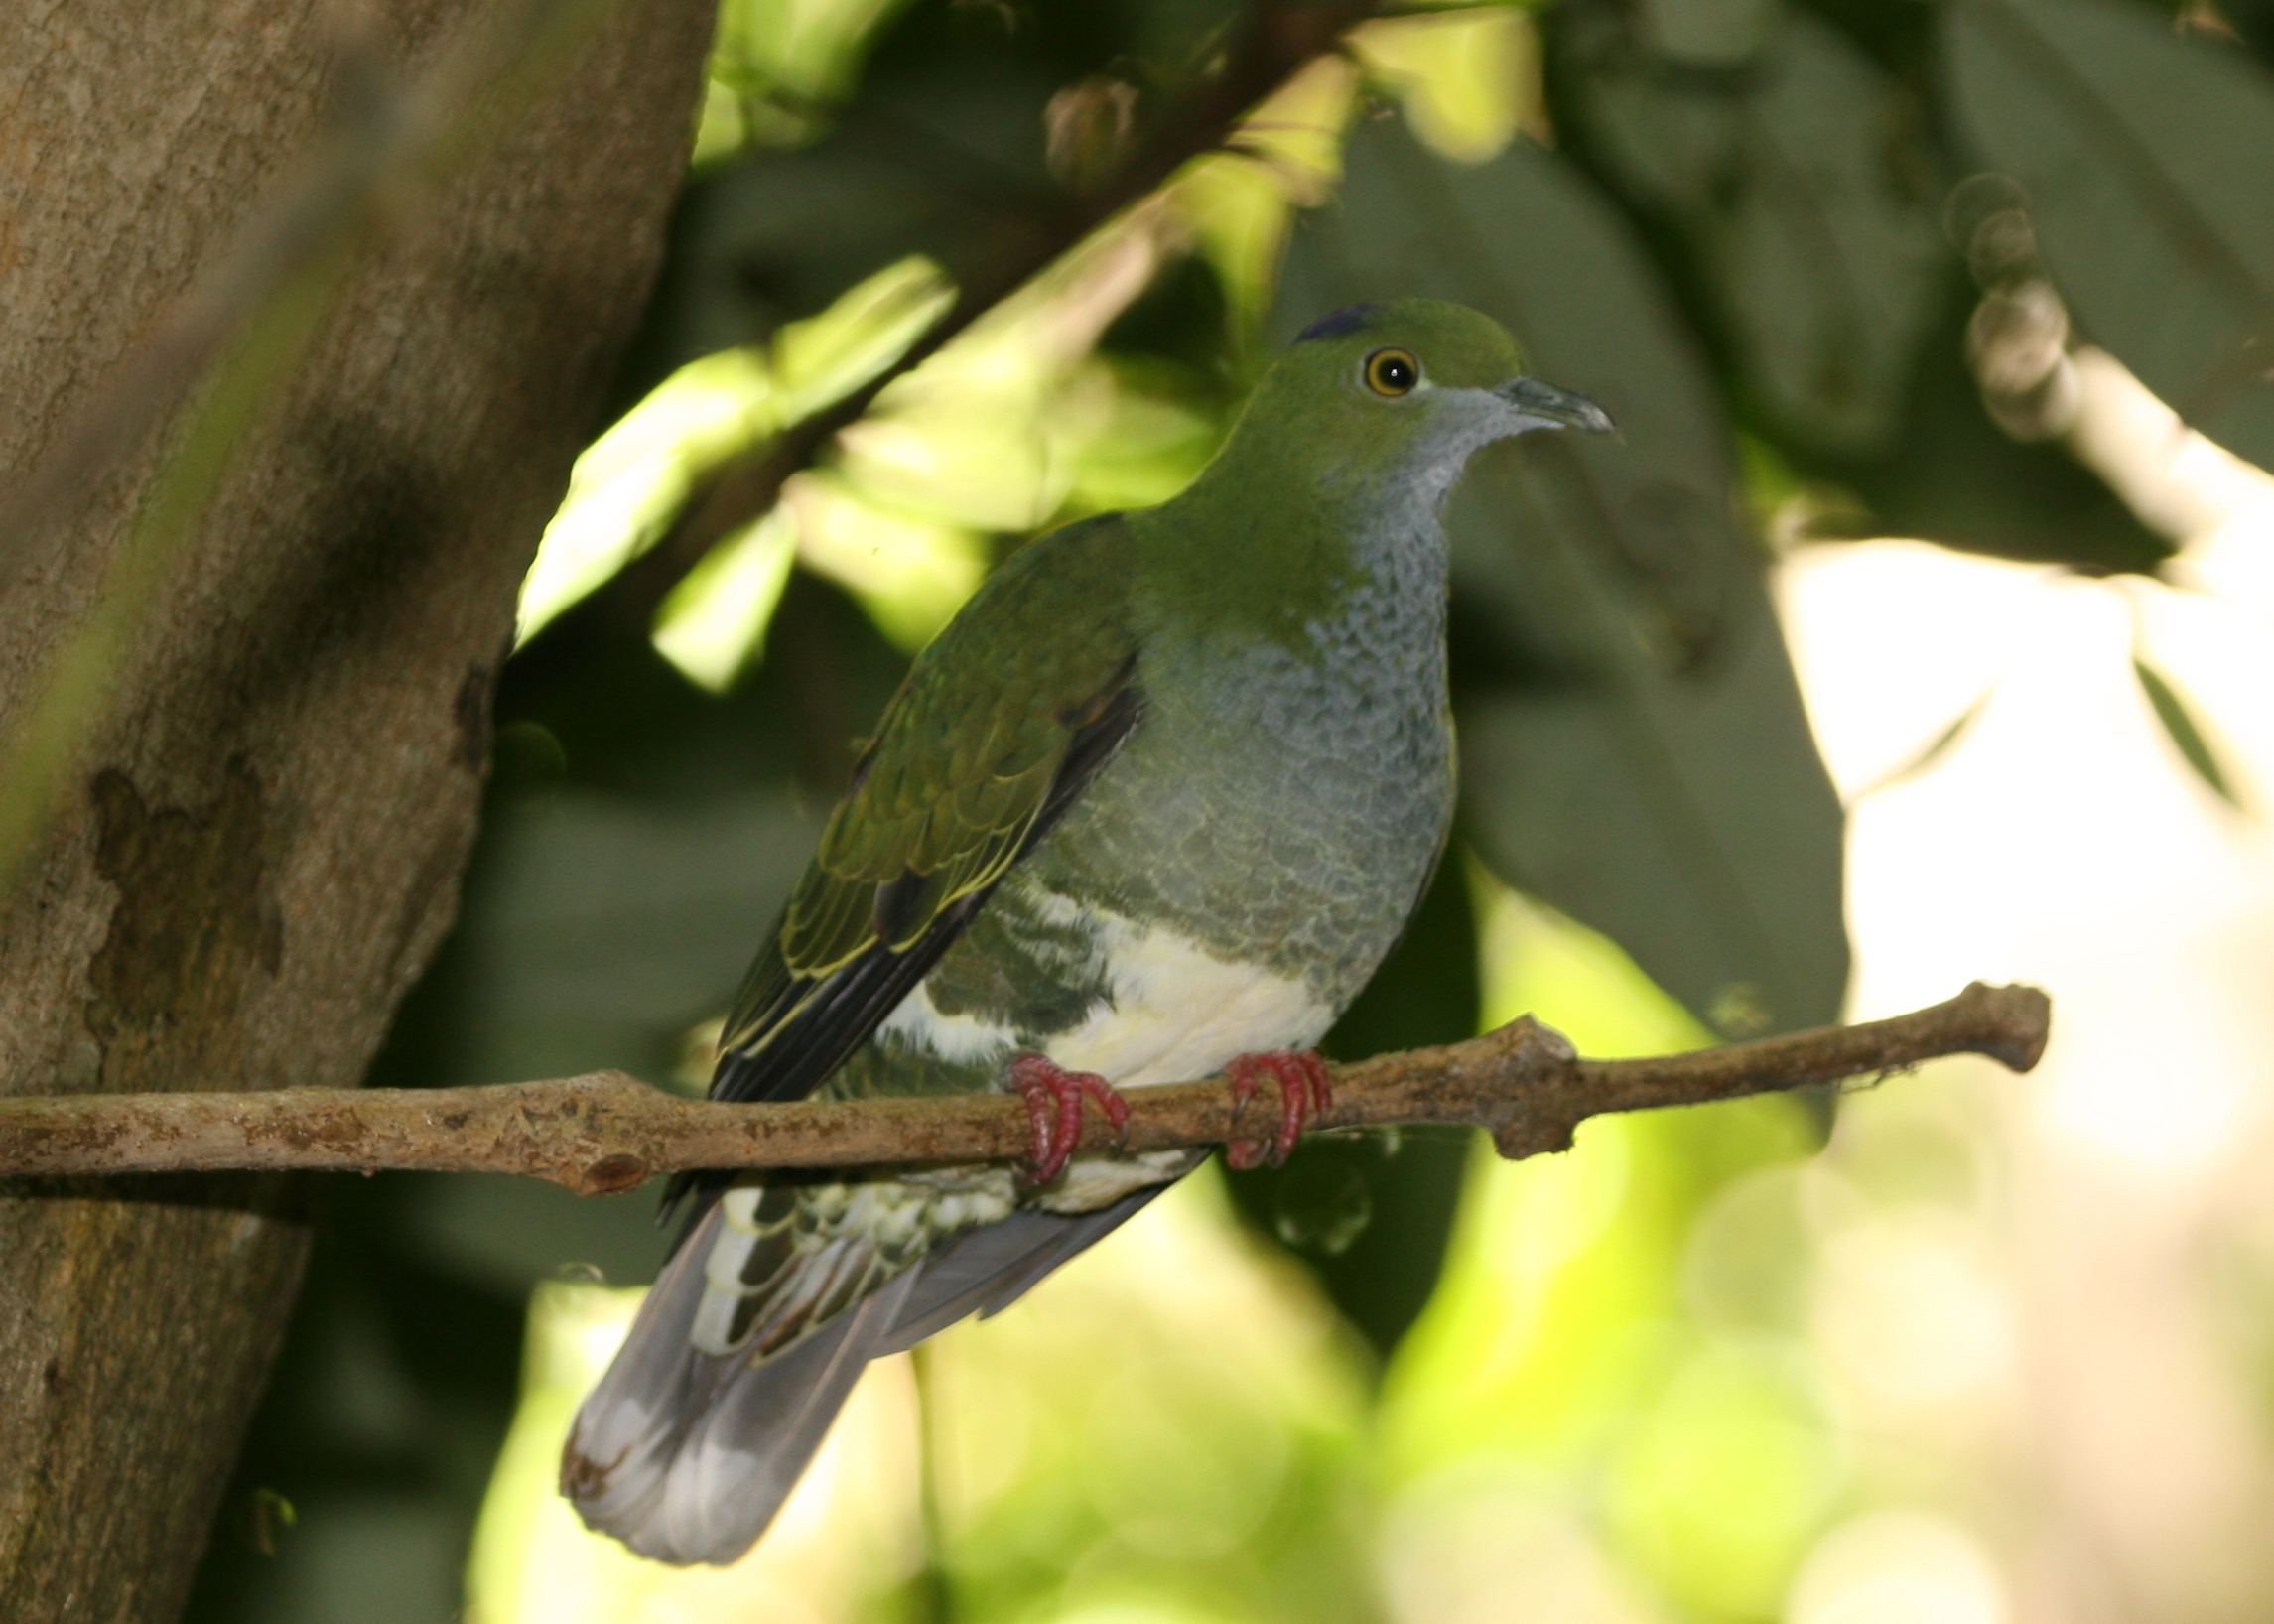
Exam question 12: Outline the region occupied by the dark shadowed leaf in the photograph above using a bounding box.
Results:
[1637,0,1780,65]
[1825,277,2174,572]
[2132,657,2243,809]
[2223,0,2274,69]
[1560,0,1948,458]
[1549,1,2169,573]
[1275,116,1850,1035]
[1846,687,1992,802]
[451,785,819,1086]
[1944,0,2274,473]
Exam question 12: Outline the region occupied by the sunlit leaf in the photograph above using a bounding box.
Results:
[838,383,1079,533]
[795,221,1195,655]
[516,348,775,645]
[1277,115,1851,1037]
[690,77,752,169]
[772,253,954,423]
[1561,0,1948,456]
[1349,6,1541,165]
[648,46,1363,674]
[515,256,950,647]
[835,224,1169,541]
[2132,655,2243,809]
[1605,1338,1843,1618]
[650,505,800,693]
[1218,51,1355,202]
[1057,357,1226,516]
[644,200,1196,668]
[1176,55,1359,343]
[1945,0,2274,473]
[1177,151,1322,349]
[708,0,920,149]
[786,473,988,653]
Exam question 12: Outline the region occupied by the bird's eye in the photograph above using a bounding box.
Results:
[1364,347,1419,397]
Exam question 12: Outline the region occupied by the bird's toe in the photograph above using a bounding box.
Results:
[1224,1049,1334,1169]
[1008,1053,1118,1182]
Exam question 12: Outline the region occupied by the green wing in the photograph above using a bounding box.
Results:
[707,512,1143,1109]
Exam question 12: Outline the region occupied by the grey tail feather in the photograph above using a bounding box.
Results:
[871,1186,1164,1357]
[561,1202,921,1566]
[561,1186,1164,1566]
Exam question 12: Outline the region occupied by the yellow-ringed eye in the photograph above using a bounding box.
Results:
[1364,347,1419,397]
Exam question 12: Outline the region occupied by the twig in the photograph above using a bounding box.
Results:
[0,983,2049,1196]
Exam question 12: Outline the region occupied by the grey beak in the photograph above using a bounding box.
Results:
[1497,376,1616,434]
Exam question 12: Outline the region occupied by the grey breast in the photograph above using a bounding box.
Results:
[1021,533,1455,1010]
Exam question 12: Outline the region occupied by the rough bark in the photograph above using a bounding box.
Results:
[0,2,713,1616]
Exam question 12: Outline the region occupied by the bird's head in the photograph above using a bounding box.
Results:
[1228,298,1614,507]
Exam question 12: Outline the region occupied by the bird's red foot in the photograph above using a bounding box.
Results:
[1224,1050,1334,1170]
[1008,1053,1129,1183]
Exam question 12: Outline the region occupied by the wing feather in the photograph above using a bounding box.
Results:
[661,516,1144,1224]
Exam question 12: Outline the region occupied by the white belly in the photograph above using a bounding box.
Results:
[1037,908,1334,1086]
[874,905,1337,1213]
[878,903,1336,1090]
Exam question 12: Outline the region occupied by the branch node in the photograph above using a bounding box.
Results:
[1471,1014,1582,1160]
[572,1153,650,1196]
[1962,981,2053,1072]
[1492,1116,1576,1159]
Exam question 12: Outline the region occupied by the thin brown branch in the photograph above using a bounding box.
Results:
[0,983,2049,1197]
[605,0,1385,623]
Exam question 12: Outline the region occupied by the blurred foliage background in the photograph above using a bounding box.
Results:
[177,0,2274,1619]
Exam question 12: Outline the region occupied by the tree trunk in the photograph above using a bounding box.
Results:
[0,2,713,1616]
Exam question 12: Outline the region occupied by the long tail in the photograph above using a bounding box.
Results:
[559,1199,919,1564]
[561,1188,1160,1565]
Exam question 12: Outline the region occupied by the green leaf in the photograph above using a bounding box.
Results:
[1560,0,1949,457]
[1348,7,1541,164]
[650,505,801,692]
[1846,688,1993,801]
[708,0,919,150]
[1825,283,2175,573]
[1276,117,1850,1035]
[1944,0,2274,473]
[2132,656,2242,808]
[514,256,953,647]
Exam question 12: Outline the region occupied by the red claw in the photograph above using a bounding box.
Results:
[1224,1050,1334,1169]
[1008,1053,1129,1183]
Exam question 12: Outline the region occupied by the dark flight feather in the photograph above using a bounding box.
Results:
[660,515,1146,1227]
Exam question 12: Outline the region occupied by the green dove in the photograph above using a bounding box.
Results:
[562,298,1613,1563]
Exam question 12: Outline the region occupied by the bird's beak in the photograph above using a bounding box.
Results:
[1496,376,1616,434]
